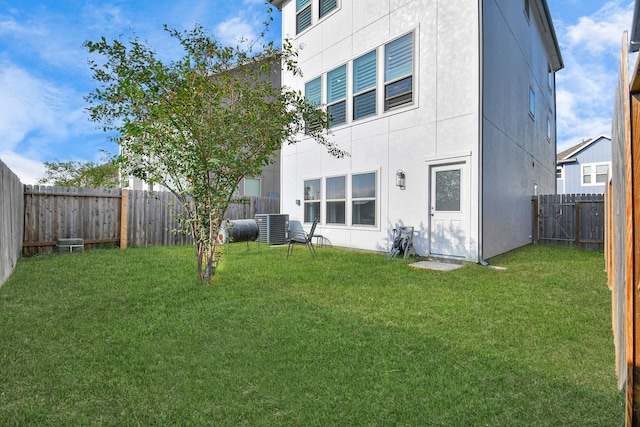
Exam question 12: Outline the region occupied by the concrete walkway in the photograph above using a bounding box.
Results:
[409,260,464,272]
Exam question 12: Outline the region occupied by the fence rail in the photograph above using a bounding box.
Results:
[534,193,605,251]
[22,185,280,256]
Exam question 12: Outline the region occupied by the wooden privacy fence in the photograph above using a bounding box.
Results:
[534,193,605,251]
[23,185,280,256]
[1,159,24,286]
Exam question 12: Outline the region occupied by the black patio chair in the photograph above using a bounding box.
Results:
[287,217,319,259]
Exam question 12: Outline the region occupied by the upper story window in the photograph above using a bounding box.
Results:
[296,0,338,34]
[327,64,347,127]
[548,63,554,91]
[353,50,377,120]
[297,0,312,33]
[319,0,337,18]
[384,33,414,111]
[529,87,535,119]
[305,76,322,132]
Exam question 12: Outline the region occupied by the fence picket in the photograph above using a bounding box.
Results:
[536,193,604,251]
[21,187,279,255]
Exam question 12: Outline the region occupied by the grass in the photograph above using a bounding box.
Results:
[0,243,623,426]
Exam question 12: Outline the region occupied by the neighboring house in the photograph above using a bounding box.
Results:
[124,155,280,198]
[555,135,611,194]
[270,0,563,261]
[123,58,282,198]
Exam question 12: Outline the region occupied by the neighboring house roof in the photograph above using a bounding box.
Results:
[557,134,611,164]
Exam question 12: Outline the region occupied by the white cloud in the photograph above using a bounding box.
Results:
[216,16,260,48]
[0,151,45,185]
[554,1,634,151]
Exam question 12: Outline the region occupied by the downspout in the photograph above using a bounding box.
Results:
[477,0,484,263]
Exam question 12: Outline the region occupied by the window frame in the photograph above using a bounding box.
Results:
[352,50,377,121]
[319,0,338,19]
[556,166,563,180]
[303,178,322,223]
[327,64,347,128]
[529,87,535,119]
[351,172,377,226]
[244,177,261,197]
[325,175,346,225]
[384,32,414,112]
[296,0,312,34]
[581,162,611,186]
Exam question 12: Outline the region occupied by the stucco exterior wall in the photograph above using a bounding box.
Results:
[279,0,480,258]
[481,0,558,258]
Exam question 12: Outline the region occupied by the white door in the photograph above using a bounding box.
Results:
[429,163,469,259]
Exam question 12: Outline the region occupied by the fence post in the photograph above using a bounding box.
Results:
[532,196,539,243]
[120,189,128,249]
[575,201,581,248]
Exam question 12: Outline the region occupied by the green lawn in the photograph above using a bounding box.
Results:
[0,243,623,426]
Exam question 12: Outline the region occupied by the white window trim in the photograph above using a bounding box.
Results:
[581,162,611,186]
[556,166,563,180]
[295,0,340,36]
[325,175,346,225]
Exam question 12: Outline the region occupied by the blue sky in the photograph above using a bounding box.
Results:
[0,0,635,184]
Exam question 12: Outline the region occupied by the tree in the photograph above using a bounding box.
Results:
[38,154,119,188]
[84,18,345,283]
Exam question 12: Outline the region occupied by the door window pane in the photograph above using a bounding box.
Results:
[435,170,461,212]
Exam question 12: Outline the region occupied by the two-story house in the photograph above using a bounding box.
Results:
[556,135,611,194]
[270,0,563,261]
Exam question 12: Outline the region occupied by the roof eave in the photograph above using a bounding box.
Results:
[631,0,640,52]
[537,0,564,71]
[269,0,284,11]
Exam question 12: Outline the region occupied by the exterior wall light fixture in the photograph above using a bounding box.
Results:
[396,170,406,189]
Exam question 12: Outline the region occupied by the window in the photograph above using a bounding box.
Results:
[305,76,322,132]
[524,0,530,21]
[556,166,563,180]
[581,163,610,185]
[353,50,377,120]
[304,179,321,223]
[297,0,312,33]
[244,178,261,197]
[529,87,535,118]
[327,64,347,127]
[352,172,376,225]
[384,33,413,111]
[326,176,345,224]
[547,117,552,141]
[548,63,554,91]
[319,0,337,18]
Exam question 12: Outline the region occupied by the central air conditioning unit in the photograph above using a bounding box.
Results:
[255,214,289,245]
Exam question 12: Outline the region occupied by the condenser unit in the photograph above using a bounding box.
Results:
[255,214,289,245]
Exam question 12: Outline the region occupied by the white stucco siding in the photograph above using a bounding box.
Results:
[481,0,558,258]
[279,0,482,258]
